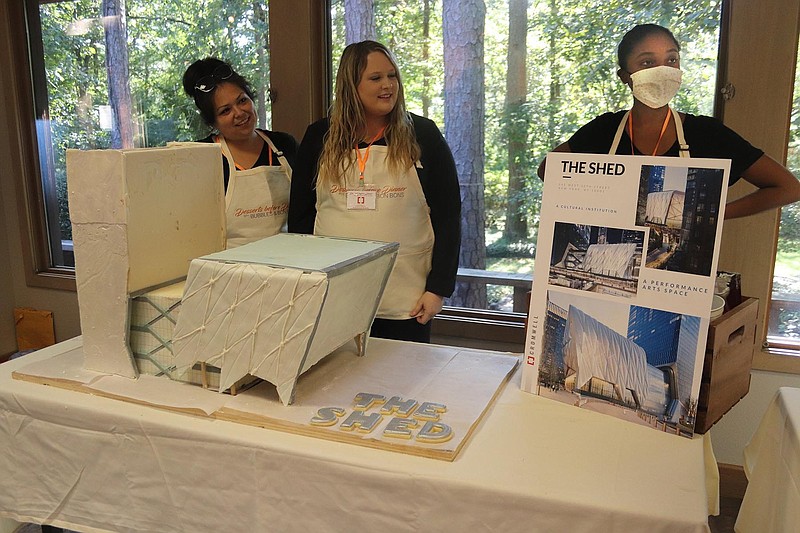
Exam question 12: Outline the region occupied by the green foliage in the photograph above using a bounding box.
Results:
[779,202,800,245]
[487,237,536,258]
[782,48,800,254]
[483,169,508,233]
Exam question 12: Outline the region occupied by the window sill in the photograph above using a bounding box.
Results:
[25,268,76,292]
[433,307,527,347]
[753,344,800,375]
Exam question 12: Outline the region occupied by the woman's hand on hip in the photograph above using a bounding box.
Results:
[410,292,444,324]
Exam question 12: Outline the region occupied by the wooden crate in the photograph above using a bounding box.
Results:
[695,297,758,434]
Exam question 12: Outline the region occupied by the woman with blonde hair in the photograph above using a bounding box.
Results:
[289,40,461,343]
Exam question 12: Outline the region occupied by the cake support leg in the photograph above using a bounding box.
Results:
[200,362,208,389]
[355,331,369,357]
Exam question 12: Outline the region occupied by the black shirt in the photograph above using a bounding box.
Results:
[199,129,298,190]
[567,111,764,185]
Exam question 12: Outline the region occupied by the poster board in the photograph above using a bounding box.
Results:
[522,152,730,437]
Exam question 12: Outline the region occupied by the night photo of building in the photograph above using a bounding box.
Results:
[548,223,644,297]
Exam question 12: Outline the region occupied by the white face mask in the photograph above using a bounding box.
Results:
[629,66,682,108]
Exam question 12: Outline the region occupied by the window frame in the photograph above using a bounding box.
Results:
[7,0,800,367]
[718,0,800,373]
[4,0,75,291]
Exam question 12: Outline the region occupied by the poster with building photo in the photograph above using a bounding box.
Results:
[521,152,730,437]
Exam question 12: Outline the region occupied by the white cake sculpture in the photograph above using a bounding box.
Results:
[172,233,398,405]
[67,144,226,378]
[67,144,398,400]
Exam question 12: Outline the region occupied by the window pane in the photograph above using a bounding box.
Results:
[329,0,722,312]
[767,40,800,350]
[31,0,272,269]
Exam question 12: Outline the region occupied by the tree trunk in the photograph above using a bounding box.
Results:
[443,0,486,309]
[545,0,560,151]
[422,0,431,118]
[344,0,376,44]
[254,1,268,128]
[502,0,529,243]
[102,0,135,149]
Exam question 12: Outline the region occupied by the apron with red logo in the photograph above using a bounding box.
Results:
[315,144,434,319]
[219,131,292,248]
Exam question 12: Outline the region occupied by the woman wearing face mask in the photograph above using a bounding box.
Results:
[183,57,298,247]
[288,41,461,343]
[538,24,800,218]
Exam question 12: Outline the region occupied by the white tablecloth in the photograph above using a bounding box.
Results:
[0,338,716,533]
[737,386,800,532]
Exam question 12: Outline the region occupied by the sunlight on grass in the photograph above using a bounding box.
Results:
[770,242,800,342]
[486,257,534,274]
[480,257,534,312]
[773,248,800,295]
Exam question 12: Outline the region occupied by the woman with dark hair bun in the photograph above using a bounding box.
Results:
[538,24,800,219]
[183,57,298,248]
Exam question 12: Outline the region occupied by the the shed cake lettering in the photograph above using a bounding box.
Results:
[310,392,454,444]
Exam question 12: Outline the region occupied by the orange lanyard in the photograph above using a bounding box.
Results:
[628,109,671,156]
[355,126,386,185]
[214,134,272,170]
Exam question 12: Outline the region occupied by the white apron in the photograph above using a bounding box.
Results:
[609,107,691,157]
[219,131,292,248]
[314,145,434,319]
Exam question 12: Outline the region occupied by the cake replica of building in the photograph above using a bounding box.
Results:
[172,234,398,405]
[67,143,398,402]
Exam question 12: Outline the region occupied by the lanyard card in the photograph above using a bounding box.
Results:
[347,188,377,210]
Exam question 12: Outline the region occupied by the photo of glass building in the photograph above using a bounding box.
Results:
[539,293,701,431]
